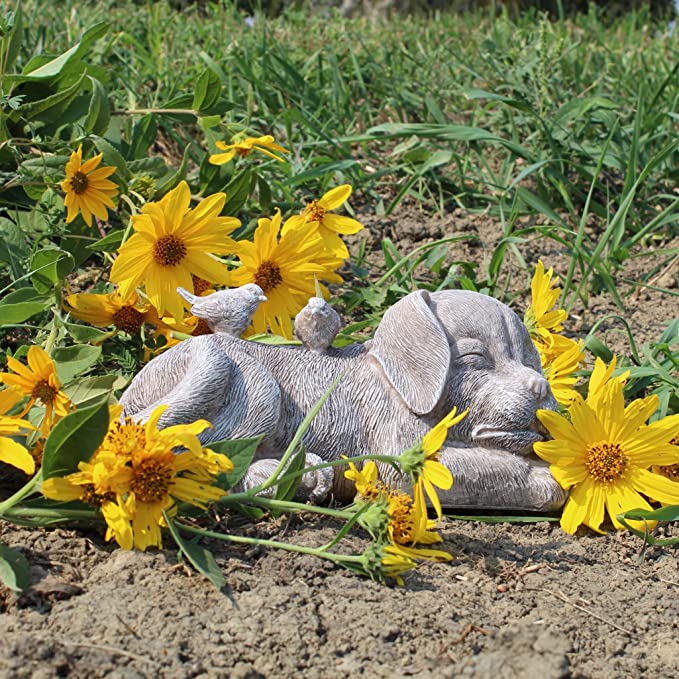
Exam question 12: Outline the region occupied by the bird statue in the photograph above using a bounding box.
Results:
[294,296,342,353]
[176,284,267,337]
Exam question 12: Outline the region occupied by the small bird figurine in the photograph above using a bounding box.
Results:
[176,284,267,337]
[294,297,342,353]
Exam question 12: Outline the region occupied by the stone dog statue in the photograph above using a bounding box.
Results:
[120,288,567,511]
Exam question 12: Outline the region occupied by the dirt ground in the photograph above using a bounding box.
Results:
[1,203,677,678]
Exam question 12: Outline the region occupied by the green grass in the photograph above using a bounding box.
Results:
[12,1,678,290]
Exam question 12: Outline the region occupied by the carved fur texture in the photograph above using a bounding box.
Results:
[121,289,567,511]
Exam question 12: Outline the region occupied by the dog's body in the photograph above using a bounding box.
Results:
[121,289,567,510]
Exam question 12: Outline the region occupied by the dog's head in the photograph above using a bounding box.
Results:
[369,289,556,454]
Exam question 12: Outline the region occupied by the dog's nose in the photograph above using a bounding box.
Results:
[527,373,550,401]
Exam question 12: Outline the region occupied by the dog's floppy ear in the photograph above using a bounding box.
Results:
[369,290,451,415]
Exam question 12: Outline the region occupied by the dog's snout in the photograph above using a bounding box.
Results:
[527,373,550,401]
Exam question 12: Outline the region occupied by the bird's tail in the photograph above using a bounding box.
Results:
[177,286,199,304]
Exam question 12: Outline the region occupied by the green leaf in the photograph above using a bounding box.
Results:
[0,300,49,325]
[584,336,614,363]
[127,157,167,177]
[617,504,679,547]
[5,1,23,74]
[192,68,222,112]
[52,344,102,383]
[41,398,110,479]
[222,169,252,215]
[209,436,263,491]
[363,122,533,161]
[199,115,221,130]
[165,516,226,590]
[273,445,306,504]
[13,72,87,121]
[91,136,130,180]
[248,333,300,346]
[155,147,190,196]
[286,160,358,186]
[0,544,32,593]
[462,87,534,113]
[0,288,44,304]
[30,248,75,294]
[514,187,569,229]
[17,22,108,81]
[84,76,111,135]
[63,374,119,408]
[0,217,29,279]
[86,229,124,253]
[62,321,112,344]
[128,114,158,159]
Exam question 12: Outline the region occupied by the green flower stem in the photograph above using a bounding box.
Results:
[43,310,61,356]
[0,472,42,515]
[0,506,100,525]
[114,108,198,116]
[219,494,353,520]
[176,521,364,566]
[254,374,344,493]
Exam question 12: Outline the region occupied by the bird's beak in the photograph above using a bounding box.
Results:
[258,295,267,302]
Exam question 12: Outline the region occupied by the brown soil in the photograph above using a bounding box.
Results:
[1,204,677,679]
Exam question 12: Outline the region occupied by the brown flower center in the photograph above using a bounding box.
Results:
[103,419,147,457]
[81,484,115,507]
[112,306,145,335]
[191,275,212,296]
[32,379,57,405]
[254,260,283,293]
[585,440,627,483]
[658,464,679,480]
[31,439,45,468]
[236,146,251,157]
[69,171,89,195]
[153,235,187,267]
[305,200,325,223]
[191,319,212,336]
[130,456,173,503]
[388,491,416,545]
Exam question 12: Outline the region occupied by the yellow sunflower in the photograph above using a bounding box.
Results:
[538,335,585,407]
[400,406,468,518]
[344,458,381,501]
[284,185,364,259]
[344,457,451,562]
[65,289,166,337]
[109,181,240,322]
[386,486,451,562]
[61,144,119,226]
[209,134,289,165]
[524,260,568,346]
[380,545,417,585]
[231,208,338,338]
[534,362,679,534]
[653,433,679,486]
[0,389,36,475]
[0,346,72,435]
[42,404,233,550]
[586,355,629,410]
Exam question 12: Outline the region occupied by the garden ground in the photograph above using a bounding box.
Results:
[1,204,676,679]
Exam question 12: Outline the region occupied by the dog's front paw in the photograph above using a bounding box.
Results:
[297,453,334,504]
